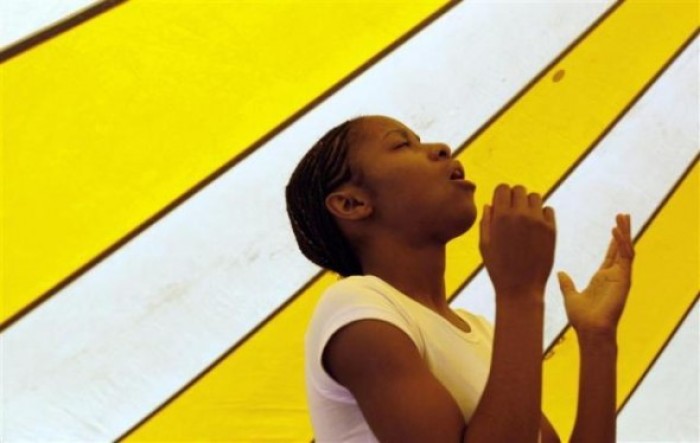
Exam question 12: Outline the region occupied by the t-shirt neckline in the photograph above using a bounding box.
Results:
[361,274,478,342]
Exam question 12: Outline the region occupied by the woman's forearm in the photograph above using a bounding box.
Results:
[570,331,618,443]
[464,292,544,443]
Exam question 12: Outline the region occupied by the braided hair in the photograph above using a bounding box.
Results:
[285,117,366,278]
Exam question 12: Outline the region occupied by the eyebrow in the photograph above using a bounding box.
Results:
[382,128,421,142]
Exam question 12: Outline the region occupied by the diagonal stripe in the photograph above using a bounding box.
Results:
[543,156,699,438]
[123,3,698,441]
[451,29,700,345]
[124,274,335,442]
[2,2,619,441]
[1,0,450,327]
[617,300,699,441]
[0,0,120,60]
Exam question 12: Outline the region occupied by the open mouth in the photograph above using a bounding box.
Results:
[449,169,465,180]
[452,179,476,190]
[448,162,475,190]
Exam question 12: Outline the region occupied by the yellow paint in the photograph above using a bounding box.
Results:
[446,3,695,289]
[128,274,335,442]
[1,0,449,323]
[125,2,698,441]
[543,161,699,438]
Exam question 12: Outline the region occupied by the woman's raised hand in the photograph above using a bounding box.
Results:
[557,214,635,336]
[479,184,557,299]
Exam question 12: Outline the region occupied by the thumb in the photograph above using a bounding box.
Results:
[479,204,491,256]
[480,205,491,243]
[556,271,578,298]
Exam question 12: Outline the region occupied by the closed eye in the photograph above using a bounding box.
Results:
[395,141,410,149]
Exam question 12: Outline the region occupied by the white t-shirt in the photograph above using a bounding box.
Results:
[304,274,495,442]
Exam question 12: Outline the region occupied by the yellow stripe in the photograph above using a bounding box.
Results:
[123,2,698,441]
[1,0,448,324]
[445,1,695,291]
[0,0,124,62]
[543,159,699,438]
[128,274,334,441]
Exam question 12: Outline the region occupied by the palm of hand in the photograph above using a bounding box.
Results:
[564,260,631,332]
[557,214,635,334]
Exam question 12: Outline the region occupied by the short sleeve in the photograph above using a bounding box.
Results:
[477,314,495,339]
[456,308,495,342]
[305,277,423,401]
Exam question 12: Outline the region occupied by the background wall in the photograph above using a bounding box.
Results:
[2,1,698,441]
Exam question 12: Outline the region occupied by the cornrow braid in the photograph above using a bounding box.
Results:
[285,117,365,278]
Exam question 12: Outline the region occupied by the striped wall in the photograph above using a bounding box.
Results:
[2,1,698,441]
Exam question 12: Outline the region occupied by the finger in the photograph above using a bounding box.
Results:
[615,215,627,250]
[493,183,511,214]
[557,271,579,299]
[512,185,527,209]
[619,213,632,241]
[612,227,633,264]
[480,204,491,245]
[616,214,635,259]
[626,214,635,260]
[617,213,626,236]
[527,192,542,211]
[543,206,556,229]
[600,236,618,270]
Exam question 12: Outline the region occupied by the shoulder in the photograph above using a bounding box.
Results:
[305,275,425,388]
[320,274,391,303]
[307,276,416,345]
[322,312,466,441]
[309,273,418,329]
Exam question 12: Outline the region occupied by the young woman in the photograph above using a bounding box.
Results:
[285,115,634,442]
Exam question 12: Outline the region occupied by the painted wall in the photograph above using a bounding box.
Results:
[2,1,698,441]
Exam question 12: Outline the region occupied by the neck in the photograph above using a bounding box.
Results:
[359,234,448,313]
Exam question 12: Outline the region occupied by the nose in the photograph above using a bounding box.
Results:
[429,143,452,161]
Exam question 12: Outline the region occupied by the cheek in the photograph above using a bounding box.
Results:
[375,174,442,213]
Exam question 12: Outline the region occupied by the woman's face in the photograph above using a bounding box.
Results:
[345,115,477,245]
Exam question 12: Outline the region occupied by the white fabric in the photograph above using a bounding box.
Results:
[305,274,495,442]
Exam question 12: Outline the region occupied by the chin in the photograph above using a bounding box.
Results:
[443,208,477,241]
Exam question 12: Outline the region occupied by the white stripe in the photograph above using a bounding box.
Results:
[451,37,700,346]
[1,2,615,441]
[617,304,699,442]
[0,0,103,51]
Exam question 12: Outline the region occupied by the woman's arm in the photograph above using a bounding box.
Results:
[464,294,544,442]
[323,319,467,442]
[570,332,617,442]
[324,185,556,442]
[468,186,556,442]
[557,213,634,443]
[324,296,553,443]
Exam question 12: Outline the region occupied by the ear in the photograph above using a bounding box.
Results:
[325,187,372,221]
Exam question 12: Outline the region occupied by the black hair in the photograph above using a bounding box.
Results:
[285,117,365,278]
